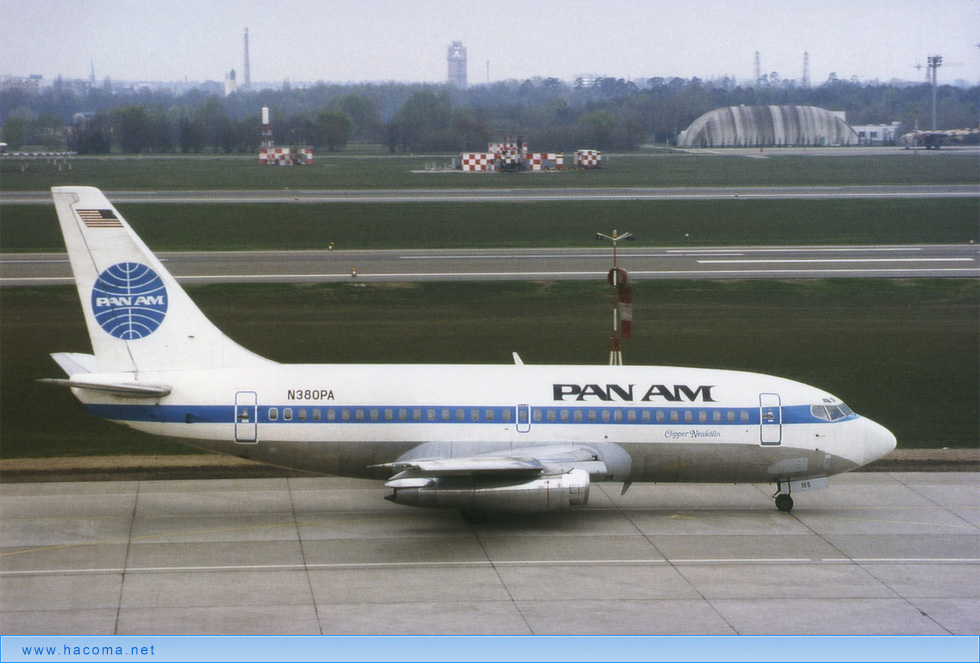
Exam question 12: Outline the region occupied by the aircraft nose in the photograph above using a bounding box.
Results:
[864,418,897,466]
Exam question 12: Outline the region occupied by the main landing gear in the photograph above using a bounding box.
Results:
[773,481,794,512]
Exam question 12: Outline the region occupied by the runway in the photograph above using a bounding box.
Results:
[1,472,976,635]
[1,184,977,205]
[3,244,978,286]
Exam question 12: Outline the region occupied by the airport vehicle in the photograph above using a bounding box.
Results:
[45,186,896,521]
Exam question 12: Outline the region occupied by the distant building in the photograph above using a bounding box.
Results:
[448,41,467,88]
[1,76,42,94]
[851,122,902,146]
[224,69,237,96]
[678,105,858,147]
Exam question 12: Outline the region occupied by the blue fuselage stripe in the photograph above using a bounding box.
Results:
[82,403,852,426]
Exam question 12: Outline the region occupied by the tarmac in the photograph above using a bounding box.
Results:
[1,466,977,635]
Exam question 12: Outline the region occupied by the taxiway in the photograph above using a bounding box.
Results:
[1,184,977,205]
[3,244,978,286]
[2,472,977,635]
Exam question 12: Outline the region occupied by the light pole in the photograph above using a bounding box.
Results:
[595,230,634,365]
[928,55,942,131]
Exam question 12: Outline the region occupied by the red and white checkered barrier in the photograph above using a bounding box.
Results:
[526,153,564,171]
[460,153,495,171]
[488,141,527,156]
[574,150,601,168]
[259,146,313,166]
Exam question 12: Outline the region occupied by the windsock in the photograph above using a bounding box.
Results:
[607,268,633,339]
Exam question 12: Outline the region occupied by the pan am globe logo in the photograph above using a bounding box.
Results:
[91,263,168,339]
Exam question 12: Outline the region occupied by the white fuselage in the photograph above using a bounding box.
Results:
[76,362,893,484]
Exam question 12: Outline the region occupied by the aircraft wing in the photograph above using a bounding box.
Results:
[376,445,608,487]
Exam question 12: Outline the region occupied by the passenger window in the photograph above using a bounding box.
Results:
[727,411,735,422]
[588,410,597,422]
[602,410,611,422]
[441,409,450,421]
[384,408,393,421]
[269,407,278,421]
[641,411,650,422]
[342,409,350,421]
[613,410,622,422]
[699,411,708,423]
[574,410,583,422]
[670,411,679,422]
[455,408,465,421]
[740,411,749,423]
[471,409,480,422]
[327,409,336,421]
[502,409,512,422]
[713,411,721,423]
[369,409,379,421]
[684,411,693,423]
[560,409,570,422]
[355,409,365,421]
[414,408,422,421]
[399,409,408,421]
[283,408,293,421]
[485,409,495,421]
[313,409,321,421]
[656,411,665,422]
[533,409,542,422]
[627,410,636,422]
[547,409,556,422]
[298,408,307,421]
[427,409,436,421]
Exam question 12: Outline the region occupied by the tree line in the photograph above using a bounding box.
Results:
[1,74,976,154]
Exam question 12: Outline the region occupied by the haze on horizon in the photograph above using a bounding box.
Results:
[2,0,978,87]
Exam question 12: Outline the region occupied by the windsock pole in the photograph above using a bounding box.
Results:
[595,230,634,366]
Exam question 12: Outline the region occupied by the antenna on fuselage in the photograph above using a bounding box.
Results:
[595,230,634,365]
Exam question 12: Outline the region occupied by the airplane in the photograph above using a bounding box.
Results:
[44,186,896,522]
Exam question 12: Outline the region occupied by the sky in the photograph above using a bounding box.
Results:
[2,0,979,86]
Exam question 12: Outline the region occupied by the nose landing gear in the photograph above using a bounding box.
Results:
[773,480,794,512]
[774,493,794,512]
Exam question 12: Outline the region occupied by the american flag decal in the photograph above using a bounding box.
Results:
[77,209,122,228]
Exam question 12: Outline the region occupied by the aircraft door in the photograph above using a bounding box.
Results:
[516,404,531,433]
[235,391,258,443]
[759,393,782,445]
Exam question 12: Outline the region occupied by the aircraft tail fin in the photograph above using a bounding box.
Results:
[51,186,271,373]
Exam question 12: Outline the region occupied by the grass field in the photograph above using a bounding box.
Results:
[1,151,977,191]
[2,198,977,252]
[2,279,976,458]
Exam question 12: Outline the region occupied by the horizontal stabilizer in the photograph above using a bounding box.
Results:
[51,352,99,376]
[38,378,171,398]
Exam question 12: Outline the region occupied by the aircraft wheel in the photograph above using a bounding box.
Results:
[774,494,794,512]
[460,508,488,524]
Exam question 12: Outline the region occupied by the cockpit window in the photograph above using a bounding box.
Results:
[811,403,853,421]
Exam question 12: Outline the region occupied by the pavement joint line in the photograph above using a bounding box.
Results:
[3,559,978,577]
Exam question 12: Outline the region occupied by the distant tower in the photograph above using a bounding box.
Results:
[802,52,811,88]
[89,59,96,87]
[448,41,467,88]
[753,51,761,86]
[243,28,251,91]
[224,69,237,96]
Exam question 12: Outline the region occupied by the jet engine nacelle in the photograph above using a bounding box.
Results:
[385,469,591,513]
